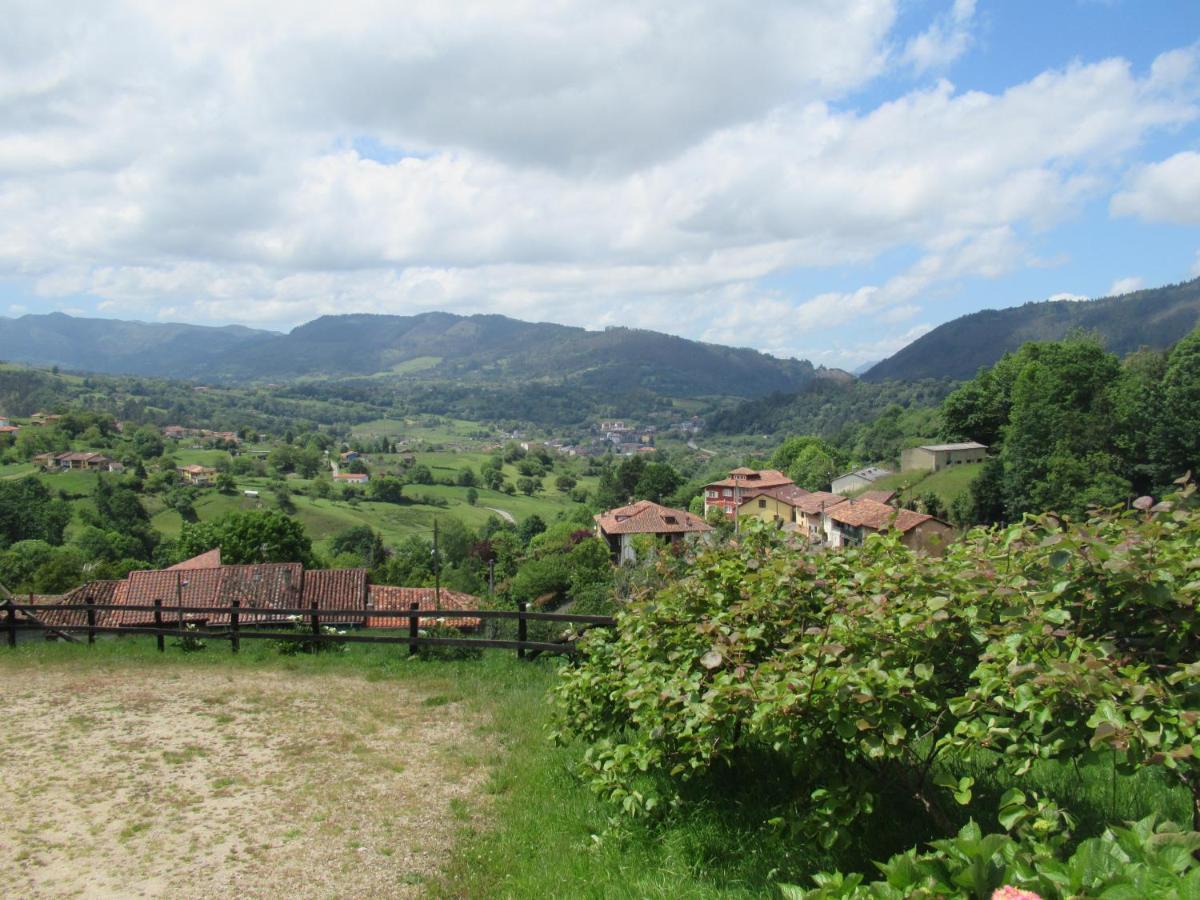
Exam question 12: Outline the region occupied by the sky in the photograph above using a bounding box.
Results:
[2,1,1200,370]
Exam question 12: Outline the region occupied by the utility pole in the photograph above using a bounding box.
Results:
[432,518,441,610]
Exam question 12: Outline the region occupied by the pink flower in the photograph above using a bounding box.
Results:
[991,888,1041,900]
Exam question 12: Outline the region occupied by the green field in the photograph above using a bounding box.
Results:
[852,462,983,510]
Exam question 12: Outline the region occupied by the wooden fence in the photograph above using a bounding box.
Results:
[1,599,616,659]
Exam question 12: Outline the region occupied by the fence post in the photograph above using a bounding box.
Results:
[85,597,96,645]
[230,599,240,654]
[517,600,527,660]
[154,599,164,652]
[408,602,419,656]
[5,600,15,648]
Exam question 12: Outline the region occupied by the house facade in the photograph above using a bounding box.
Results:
[824,497,953,554]
[178,464,218,486]
[703,468,795,517]
[595,500,712,564]
[900,442,988,473]
[33,451,120,472]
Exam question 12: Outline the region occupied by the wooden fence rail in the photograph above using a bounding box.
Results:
[2,598,615,658]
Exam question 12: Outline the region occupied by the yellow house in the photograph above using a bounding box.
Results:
[737,486,848,541]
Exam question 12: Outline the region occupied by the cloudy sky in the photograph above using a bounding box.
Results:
[3,1,1200,369]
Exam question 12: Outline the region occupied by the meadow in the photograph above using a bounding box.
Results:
[0,636,1187,898]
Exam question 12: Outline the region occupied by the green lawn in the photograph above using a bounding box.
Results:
[853,463,984,510]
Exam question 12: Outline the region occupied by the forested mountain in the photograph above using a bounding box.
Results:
[0,311,838,399]
[0,313,268,376]
[864,278,1200,381]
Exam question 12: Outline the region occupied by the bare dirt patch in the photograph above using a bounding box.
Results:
[0,666,490,898]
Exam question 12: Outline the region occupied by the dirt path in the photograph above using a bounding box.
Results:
[0,667,490,898]
[484,506,516,524]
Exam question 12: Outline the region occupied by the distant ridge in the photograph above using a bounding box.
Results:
[863,278,1200,382]
[0,310,844,399]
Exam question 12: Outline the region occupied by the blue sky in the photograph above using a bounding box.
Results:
[2,1,1199,369]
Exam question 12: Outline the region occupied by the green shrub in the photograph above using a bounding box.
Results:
[416,621,482,661]
[554,483,1200,850]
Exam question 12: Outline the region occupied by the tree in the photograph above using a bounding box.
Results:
[456,467,479,487]
[555,474,577,493]
[1151,327,1200,486]
[368,476,405,504]
[517,476,541,496]
[0,477,71,548]
[633,463,683,504]
[328,525,385,567]
[215,471,237,494]
[178,509,312,565]
[466,487,478,506]
[518,515,546,545]
[130,426,164,460]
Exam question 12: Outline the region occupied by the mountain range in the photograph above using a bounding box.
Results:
[0,311,839,399]
[864,277,1200,381]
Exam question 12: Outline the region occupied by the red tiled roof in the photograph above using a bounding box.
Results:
[367,585,482,630]
[744,484,813,506]
[706,468,794,490]
[825,498,932,533]
[791,491,846,516]
[168,548,222,570]
[211,564,305,624]
[35,581,124,628]
[594,500,712,536]
[857,490,897,505]
[302,568,369,625]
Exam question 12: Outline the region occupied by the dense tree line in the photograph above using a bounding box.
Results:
[944,329,1200,521]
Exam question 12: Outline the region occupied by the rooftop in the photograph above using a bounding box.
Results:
[826,498,932,533]
[595,499,712,535]
[919,442,987,452]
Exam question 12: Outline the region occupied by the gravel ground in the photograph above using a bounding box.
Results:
[0,666,490,898]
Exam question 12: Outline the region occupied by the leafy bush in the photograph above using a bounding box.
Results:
[554,483,1200,850]
[270,616,348,655]
[171,622,207,653]
[416,621,482,661]
[782,810,1200,899]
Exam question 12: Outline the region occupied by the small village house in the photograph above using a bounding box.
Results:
[595,500,712,564]
[703,468,794,517]
[831,466,893,496]
[32,451,120,472]
[900,442,988,472]
[334,472,370,485]
[824,497,952,554]
[178,464,218,486]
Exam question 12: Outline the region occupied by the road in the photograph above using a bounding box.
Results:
[484,506,516,524]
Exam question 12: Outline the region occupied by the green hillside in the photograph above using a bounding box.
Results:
[864,277,1200,382]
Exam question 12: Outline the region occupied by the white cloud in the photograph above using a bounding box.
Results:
[1111,150,1200,224]
[1047,292,1089,302]
[903,0,977,74]
[1108,276,1144,296]
[1191,251,1200,278]
[0,3,1196,367]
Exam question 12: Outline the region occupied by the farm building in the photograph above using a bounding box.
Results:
[595,500,712,564]
[901,442,988,473]
[831,466,893,496]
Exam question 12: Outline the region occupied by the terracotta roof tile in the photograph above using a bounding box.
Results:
[857,490,897,505]
[594,500,712,535]
[168,548,222,570]
[791,492,846,515]
[302,568,369,625]
[367,586,482,630]
[826,498,932,533]
[706,468,793,490]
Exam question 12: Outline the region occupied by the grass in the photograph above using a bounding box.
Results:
[0,637,1189,897]
[855,463,984,511]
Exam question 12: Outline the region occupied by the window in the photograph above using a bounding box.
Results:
[758,499,767,508]
[707,490,718,499]
[723,488,732,497]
